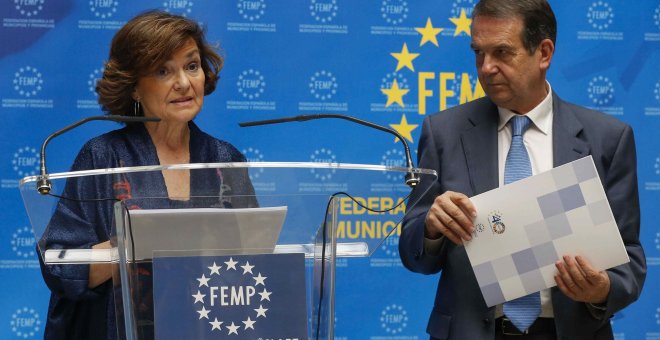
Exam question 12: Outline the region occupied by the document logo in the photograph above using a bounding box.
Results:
[13,66,43,98]
[163,0,194,17]
[237,0,266,21]
[380,0,408,25]
[237,69,265,100]
[11,226,36,259]
[10,307,41,339]
[380,304,408,334]
[587,1,613,30]
[153,254,307,339]
[588,75,614,106]
[89,0,119,19]
[476,223,485,233]
[309,70,338,101]
[310,0,338,23]
[14,0,45,17]
[488,210,505,234]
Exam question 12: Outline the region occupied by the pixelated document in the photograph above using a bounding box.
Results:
[464,156,629,307]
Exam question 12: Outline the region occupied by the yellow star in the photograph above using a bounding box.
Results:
[415,18,443,47]
[390,43,420,72]
[381,79,410,108]
[390,114,418,143]
[449,9,472,36]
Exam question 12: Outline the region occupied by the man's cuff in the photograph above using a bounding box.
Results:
[423,236,445,256]
[585,302,607,320]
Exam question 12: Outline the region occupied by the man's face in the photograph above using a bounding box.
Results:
[471,15,552,113]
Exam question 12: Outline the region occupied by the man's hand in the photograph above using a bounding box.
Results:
[555,255,610,304]
[424,191,477,245]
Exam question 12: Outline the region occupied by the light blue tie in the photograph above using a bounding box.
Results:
[502,115,540,332]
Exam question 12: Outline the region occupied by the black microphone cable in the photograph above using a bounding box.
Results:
[314,190,413,340]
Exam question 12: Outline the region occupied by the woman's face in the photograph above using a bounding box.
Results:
[134,38,205,124]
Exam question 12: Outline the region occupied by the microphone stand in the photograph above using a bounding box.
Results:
[37,115,160,195]
[239,113,420,188]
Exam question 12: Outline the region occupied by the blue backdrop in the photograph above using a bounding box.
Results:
[1,1,658,339]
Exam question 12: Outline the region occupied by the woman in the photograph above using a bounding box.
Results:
[39,10,255,340]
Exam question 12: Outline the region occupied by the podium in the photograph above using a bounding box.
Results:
[20,162,436,339]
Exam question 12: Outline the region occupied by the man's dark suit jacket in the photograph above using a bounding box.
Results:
[399,93,646,340]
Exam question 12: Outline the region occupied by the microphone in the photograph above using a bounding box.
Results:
[36,115,161,195]
[239,114,420,188]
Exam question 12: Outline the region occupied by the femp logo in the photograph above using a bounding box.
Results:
[309,70,338,101]
[645,156,660,191]
[310,0,337,23]
[587,1,614,30]
[237,0,266,21]
[373,72,417,113]
[193,258,270,335]
[588,76,614,106]
[655,80,660,103]
[87,68,103,96]
[381,148,406,182]
[12,146,40,178]
[381,72,410,94]
[11,227,36,259]
[89,0,119,19]
[381,0,408,25]
[451,0,475,18]
[655,231,659,251]
[14,0,45,17]
[228,0,275,32]
[310,148,337,181]
[10,307,41,338]
[13,66,43,98]
[77,67,103,109]
[163,0,194,17]
[578,1,622,40]
[379,234,399,257]
[237,69,266,100]
[242,147,264,180]
[655,5,660,30]
[4,0,54,29]
[380,304,408,335]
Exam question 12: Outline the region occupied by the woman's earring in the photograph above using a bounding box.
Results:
[134,100,141,116]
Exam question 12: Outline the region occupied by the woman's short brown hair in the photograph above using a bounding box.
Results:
[96,10,223,117]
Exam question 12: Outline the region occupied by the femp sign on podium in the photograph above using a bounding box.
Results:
[153,253,307,339]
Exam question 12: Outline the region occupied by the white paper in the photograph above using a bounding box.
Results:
[464,156,628,306]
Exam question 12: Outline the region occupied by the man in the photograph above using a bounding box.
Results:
[399,0,646,339]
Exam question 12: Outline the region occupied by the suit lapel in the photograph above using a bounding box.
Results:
[461,101,499,196]
[552,94,590,166]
